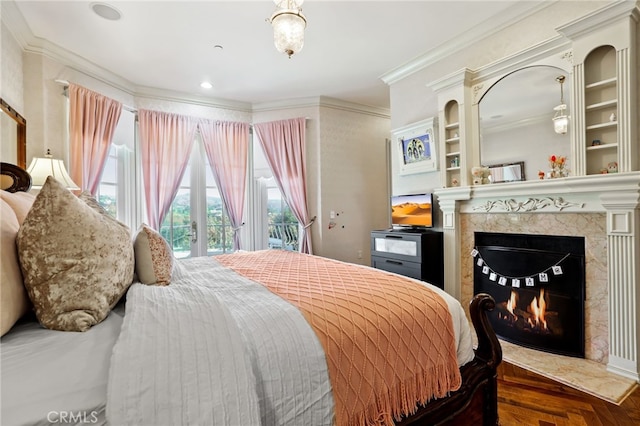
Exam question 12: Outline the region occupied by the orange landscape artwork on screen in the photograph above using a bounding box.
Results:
[391,193,433,228]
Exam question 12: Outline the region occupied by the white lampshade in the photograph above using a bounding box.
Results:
[271,8,306,58]
[26,152,80,190]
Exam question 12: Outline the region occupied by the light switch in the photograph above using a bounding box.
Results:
[330,210,336,219]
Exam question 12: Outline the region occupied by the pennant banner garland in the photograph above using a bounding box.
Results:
[471,247,570,288]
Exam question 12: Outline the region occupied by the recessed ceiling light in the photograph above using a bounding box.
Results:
[91,2,122,21]
[200,82,213,89]
[213,45,224,50]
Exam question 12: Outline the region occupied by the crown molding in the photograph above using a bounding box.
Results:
[134,86,252,113]
[380,0,557,86]
[427,68,473,92]
[1,0,30,49]
[252,96,390,119]
[556,0,640,40]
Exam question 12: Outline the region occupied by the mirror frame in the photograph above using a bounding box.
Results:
[486,161,525,183]
[469,50,573,180]
[0,98,27,169]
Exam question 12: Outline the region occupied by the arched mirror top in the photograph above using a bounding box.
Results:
[0,98,27,169]
[478,65,572,181]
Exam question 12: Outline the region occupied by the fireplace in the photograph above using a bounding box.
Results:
[473,232,586,358]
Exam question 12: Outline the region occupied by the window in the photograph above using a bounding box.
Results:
[94,109,136,227]
[204,163,233,254]
[96,145,118,217]
[253,137,299,252]
[267,185,298,251]
[160,138,233,258]
[160,167,192,259]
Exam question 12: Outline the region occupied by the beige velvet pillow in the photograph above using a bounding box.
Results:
[16,177,134,332]
[133,224,174,285]
[0,199,31,336]
[0,190,36,224]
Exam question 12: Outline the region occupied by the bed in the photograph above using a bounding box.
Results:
[0,162,502,426]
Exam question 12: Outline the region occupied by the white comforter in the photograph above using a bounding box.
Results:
[107,256,475,426]
[107,257,335,425]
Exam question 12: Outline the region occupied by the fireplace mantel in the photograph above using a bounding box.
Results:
[435,172,640,382]
[436,172,640,214]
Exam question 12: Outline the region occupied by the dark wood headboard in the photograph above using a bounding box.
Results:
[0,163,32,193]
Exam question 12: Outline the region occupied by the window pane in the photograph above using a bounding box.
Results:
[206,187,232,254]
[97,184,117,217]
[267,187,298,251]
[161,188,191,259]
[101,154,117,183]
[96,146,118,217]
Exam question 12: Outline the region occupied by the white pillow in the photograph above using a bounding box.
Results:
[133,223,174,286]
[0,199,31,336]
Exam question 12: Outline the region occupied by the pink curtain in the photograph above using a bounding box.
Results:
[199,119,249,250]
[68,83,122,194]
[139,109,198,230]
[254,117,314,254]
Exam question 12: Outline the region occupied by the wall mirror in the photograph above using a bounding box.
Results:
[0,98,27,169]
[486,161,525,183]
[479,65,571,180]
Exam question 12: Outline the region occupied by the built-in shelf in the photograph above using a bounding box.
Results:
[585,77,617,90]
[586,121,618,130]
[442,100,462,187]
[586,143,618,151]
[585,99,618,110]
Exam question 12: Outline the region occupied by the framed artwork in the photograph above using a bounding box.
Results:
[393,117,438,176]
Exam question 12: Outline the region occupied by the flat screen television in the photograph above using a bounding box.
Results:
[391,193,434,228]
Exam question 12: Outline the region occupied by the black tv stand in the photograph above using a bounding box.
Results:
[370,228,444,289]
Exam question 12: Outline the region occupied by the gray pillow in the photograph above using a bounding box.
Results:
[16,177,134,331]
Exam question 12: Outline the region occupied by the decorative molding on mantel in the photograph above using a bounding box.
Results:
[435,172,640,214]
[472,197,584,213]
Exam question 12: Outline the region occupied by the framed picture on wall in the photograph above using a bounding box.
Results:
[393,117,438,176]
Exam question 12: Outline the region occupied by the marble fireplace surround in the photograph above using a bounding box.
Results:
[435,172,640,382]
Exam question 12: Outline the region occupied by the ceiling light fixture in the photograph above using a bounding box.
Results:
[552,75,569,135]
[267,0,306,58]
[200,82,213,89]
[91,2,122,21]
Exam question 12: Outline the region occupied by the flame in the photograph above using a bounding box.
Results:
[527,288,548,330]
[506,291,518,320]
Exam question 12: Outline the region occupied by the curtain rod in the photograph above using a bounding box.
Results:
[54,79,138,113]
[54,80,311,122]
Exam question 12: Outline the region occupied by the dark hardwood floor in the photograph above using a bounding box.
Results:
[497,362,640,425]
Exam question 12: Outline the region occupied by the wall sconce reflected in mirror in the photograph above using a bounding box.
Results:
[552,75,569,134]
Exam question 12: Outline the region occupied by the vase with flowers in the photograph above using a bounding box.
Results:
[549,155,568,178]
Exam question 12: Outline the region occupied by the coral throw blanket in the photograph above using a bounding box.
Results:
[216,250,461,426]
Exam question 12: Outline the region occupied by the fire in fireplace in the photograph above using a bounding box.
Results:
[473,232,585,358]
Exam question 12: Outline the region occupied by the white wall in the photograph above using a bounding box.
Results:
[1,21,23,112]
[316,102,390,264]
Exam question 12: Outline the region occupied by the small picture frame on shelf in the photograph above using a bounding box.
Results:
[392,117,438,176]
[591,139,602,146]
